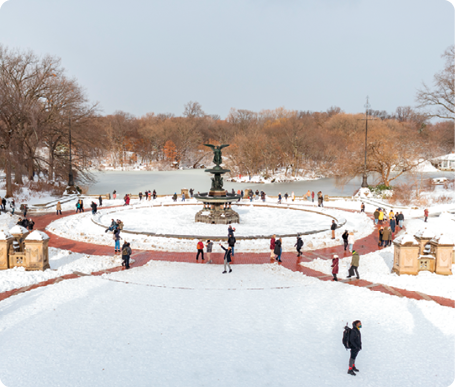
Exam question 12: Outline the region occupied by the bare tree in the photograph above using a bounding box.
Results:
[417,46,454,121]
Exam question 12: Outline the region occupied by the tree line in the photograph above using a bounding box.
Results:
[0,45,453,197]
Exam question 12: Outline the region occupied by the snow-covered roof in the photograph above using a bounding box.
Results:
[25,230,50,241]
[433,153,455,161]
[9,225,29,235]
[430,234,454,246]
[414,228,435,239]
[395,233,418,246]
[0,230,13,240]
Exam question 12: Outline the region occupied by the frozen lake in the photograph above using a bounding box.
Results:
[86,169,452,197]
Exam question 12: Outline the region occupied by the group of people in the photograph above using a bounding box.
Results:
[195,225,236,273]
[372,207,406,247]
[0,196,16,215]
[16,217,35,230]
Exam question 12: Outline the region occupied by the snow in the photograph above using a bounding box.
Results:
[301,215,455,300]
[431,234,455,245]
[354,187,372,198]
[394,233,418,245]
[95,205,336,237]
[0,262,453,387]
[414,228,435,239]
[46,204,374,253]
[414,160,440,172]
[25,230,50,241]
[0,247,123,293]
[0,230,13,240]
[9,225,28,235]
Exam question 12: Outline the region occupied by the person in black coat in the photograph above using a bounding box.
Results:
[228,234,236,256]
[274,238,282,262]
[98,195,103,207]
[330,220,337,239]
[342,230,349,251]
[348,320,362,376]
[220,244,232,273]
[27,219,35,231]
[295,235,303,257]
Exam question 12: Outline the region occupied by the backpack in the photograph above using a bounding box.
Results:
[197,241,203,250]
[122,247,129,255]
[342,324,351,349]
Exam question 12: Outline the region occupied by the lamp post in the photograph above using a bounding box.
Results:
[68,117,74,187]
[361,97,371,188]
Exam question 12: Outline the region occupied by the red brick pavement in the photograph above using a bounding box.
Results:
[0,206,452,309]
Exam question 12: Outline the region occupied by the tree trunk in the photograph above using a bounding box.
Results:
[14,155,23,185]
[48,146,54,182]
[5,150,13,198]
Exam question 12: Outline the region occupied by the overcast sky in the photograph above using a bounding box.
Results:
[0,0,453,118]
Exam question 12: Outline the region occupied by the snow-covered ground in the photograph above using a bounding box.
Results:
[46,202,374,252]
[301,213,455,300]
[95,204,337,237]
[0,262,453,387]
[0,247,123,293]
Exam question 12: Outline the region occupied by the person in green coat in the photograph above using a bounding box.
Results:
[347,250,360,279]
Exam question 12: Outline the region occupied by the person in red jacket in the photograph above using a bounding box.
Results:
[196,240,205,261]
[331,254,339,281]
[270,235,276,259]
[424,208,429,222]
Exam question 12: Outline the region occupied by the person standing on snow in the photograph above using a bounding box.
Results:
[206,240,213,263]
[278,193,282,204]
[330,220,337,239]
[284,193,289,201]
[378,227,384,247]
[295,235,303,257]
[98,195,103,207]
[219,243,232,273]
[424,208,429,222]
[182,193,186,202]
[382,226,392,247]
[360,202,365,213]
[113,228,121,254]
[347,320,362,376]
[113,190,117,200]
[228,233,236,256]
[311,191,315,202]
[347,250,360,279]
[331,255,339,281]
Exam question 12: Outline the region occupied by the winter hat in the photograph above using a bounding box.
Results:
[333,255,339,258]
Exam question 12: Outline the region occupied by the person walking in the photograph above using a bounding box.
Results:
[220,243,232,273]
[424,208,429,222]
[114,228,121,254]
[113,190,117,200]
[98,195,103,207]
[1,197,6,212]
[23,203,28,217]
[295,235,303,257]
[80,199,85,212]
[56,201,62,215]
[388,210,395,226]
[274,238,282,262]
[10,199,15,215]
[228,233,236,256]
[342,230,349,251]
[270,235,276,259]
[139,192,143,201]
[347,320,362,376]
[347,250,360,279]
[330,220,337,239]
[90,201,98,215]
[382,226,392,247]
[348,232,355,252]
[389,215,396,234]
[196,240,205,261]
[360,202,365,213]
[75,200,81,214]
[206,240,213,263]
[121,242,132,269]
[398,212,405,228]
[249,190,253,202]
[182,192,186,202]
[331,255,339,281]
[373,209,379,225]
[311,191,315,203]
[284,193,288,202]
[278,193,282,204]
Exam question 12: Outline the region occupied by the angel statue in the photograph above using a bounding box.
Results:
[204,144,230,167]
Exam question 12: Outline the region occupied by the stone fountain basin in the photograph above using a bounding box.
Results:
[194,193,241,203]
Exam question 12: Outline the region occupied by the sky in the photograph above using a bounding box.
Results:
[0,0,453,118]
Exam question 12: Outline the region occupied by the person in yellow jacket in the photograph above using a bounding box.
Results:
[378,209,384,224]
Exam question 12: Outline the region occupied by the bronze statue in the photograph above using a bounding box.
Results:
[204,144,229,167]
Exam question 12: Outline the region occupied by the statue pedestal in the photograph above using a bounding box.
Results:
[195,205,239,224]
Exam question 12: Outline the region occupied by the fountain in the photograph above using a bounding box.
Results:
[194,144,241,224]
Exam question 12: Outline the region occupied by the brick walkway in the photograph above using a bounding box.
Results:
[0,207,453,309]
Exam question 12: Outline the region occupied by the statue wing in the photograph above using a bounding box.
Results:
[219,144,230,149]
[204,144,216,150]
